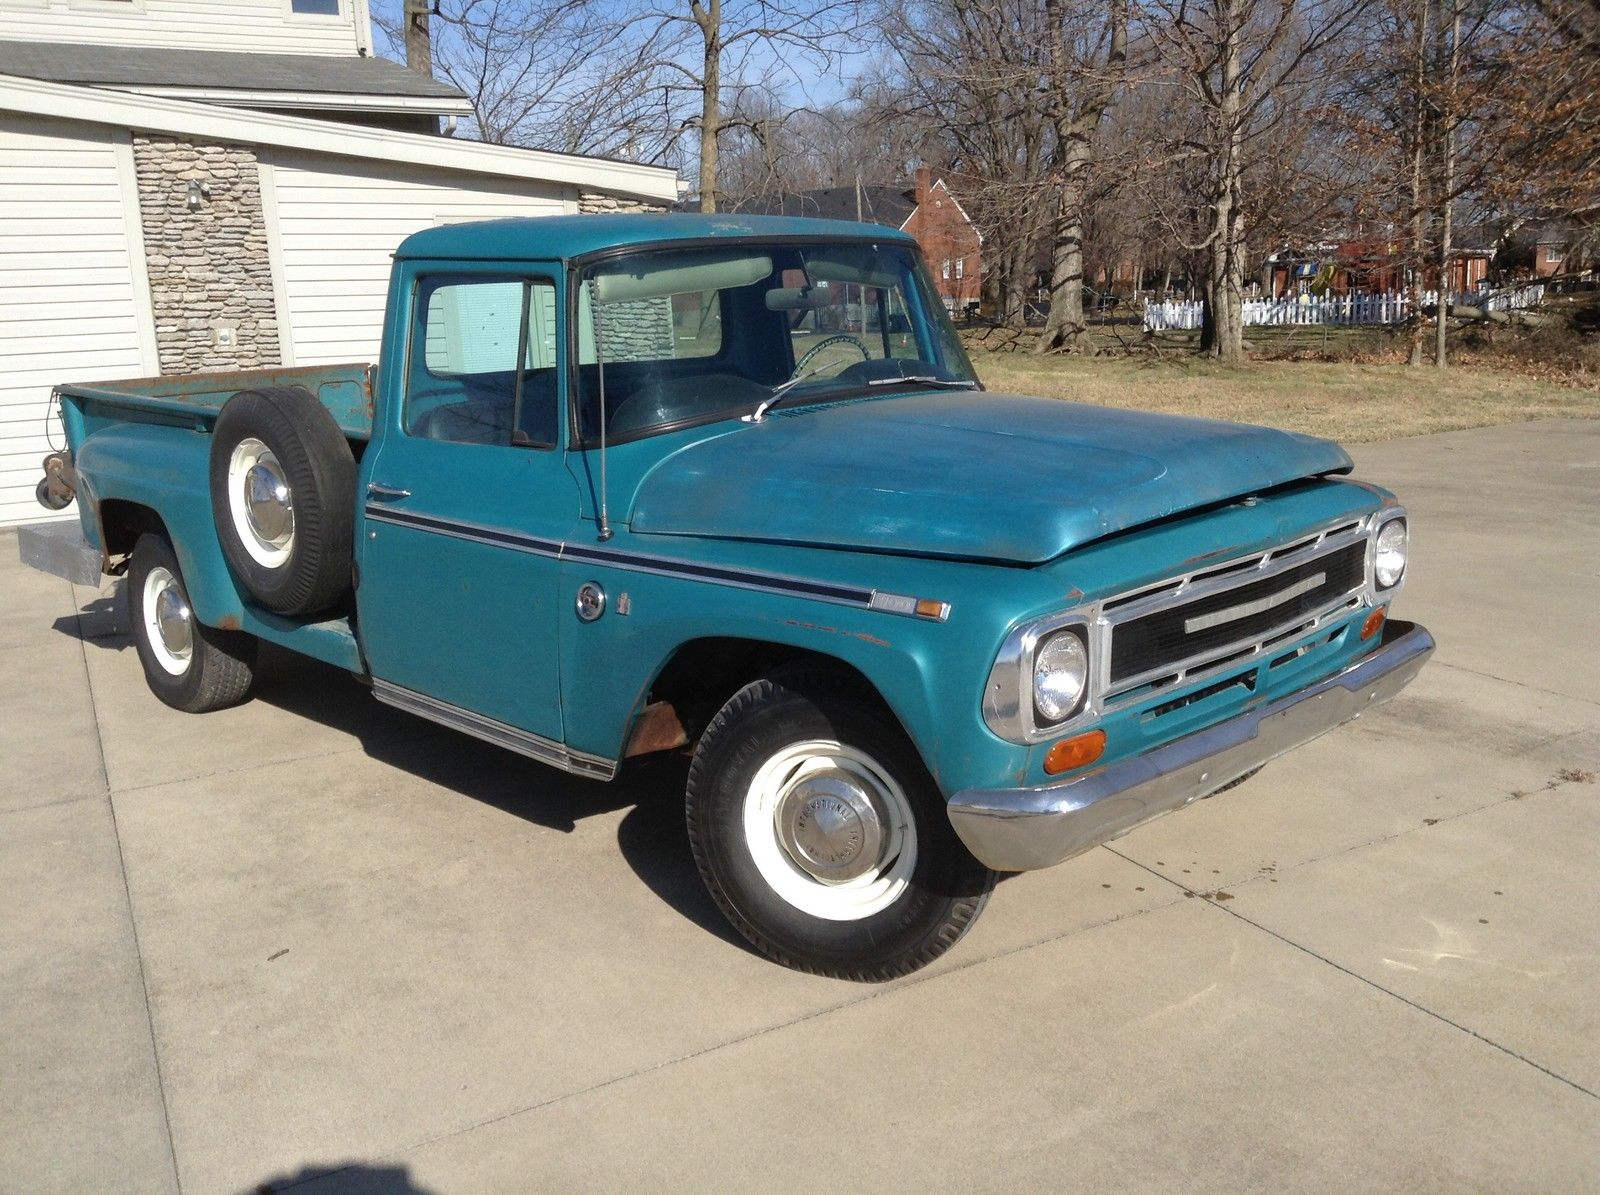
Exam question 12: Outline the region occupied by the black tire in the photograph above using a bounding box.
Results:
[209,386,355,616]
[1206,765,1264,797]
[128,534,256,713]
[687,669,996,981]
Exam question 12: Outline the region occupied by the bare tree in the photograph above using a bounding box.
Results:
[1479,1,1600,237]
[618,0,867,211]
[883,0,1056,327]
[1036,0,1129,353]
[373,0,681,160]
[1143,0,1374,363]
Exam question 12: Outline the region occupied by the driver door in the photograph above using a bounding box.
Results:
[357,267,576,749]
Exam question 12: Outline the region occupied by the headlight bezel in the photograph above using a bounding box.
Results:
[984,613,1101,745]
[1372,513,1409,591]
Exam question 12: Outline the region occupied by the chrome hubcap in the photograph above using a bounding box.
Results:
[743,740,918,921]
[227,438,295,568]
[243,458,293,548]
[154,584,192,656]
[776,768,886,883]
[142,565,192,676]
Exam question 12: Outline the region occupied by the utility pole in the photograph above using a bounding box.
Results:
[404,0,432,77]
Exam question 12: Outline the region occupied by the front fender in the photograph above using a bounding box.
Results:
[554,544,1029,796]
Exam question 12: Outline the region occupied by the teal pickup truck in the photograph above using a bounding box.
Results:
[26,214,1433,980]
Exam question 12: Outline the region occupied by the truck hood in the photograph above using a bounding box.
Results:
[628,391,1353,564]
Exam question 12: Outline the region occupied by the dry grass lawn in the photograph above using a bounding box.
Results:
[970,352,1600,442]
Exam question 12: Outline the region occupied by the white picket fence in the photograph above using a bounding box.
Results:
[1143,285,1546,332]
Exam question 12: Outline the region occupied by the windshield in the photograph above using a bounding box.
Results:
[575,241,979,442]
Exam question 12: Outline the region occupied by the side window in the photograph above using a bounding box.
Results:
[407,276,559,448]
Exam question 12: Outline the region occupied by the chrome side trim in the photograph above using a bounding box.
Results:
[953,620,1436,871]
[364,505,947,619]
[371,679,617,780]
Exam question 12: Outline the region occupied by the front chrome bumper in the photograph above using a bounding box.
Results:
[947,620,1435,872]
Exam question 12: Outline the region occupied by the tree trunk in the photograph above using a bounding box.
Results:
[1407,0,1431,367]
[1036,151,1091,353]
[693,0,721,213]
[1434,5,1459,370]
[1204,0,1246,364]
[1005,246,1031,329]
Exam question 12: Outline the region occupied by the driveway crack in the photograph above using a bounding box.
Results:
[76,586,184,1194]
[1105,845,1600,1103]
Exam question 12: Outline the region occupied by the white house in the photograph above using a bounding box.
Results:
[0,0,680,526]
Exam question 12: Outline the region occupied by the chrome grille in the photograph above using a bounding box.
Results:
[1110,542,1366,684]
[1097,518,1371,703]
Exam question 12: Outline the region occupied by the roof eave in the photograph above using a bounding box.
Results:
[107,84,475,116]
[0,73,679,201]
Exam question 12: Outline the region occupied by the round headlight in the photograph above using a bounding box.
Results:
[1375,518,1408,588]
[1034,630,1089,723]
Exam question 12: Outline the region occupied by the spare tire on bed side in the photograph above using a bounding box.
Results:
[209,386,356,617]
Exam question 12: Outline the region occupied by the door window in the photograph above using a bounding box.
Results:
[407,276,559,447]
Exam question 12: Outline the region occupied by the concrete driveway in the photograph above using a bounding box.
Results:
[3,419,1597,1194]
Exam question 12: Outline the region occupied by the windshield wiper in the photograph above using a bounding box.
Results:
[745,370,979,425]
[866,375,979,389]
[744,363,839,423]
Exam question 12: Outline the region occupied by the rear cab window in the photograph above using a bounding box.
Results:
[407,275,560,448]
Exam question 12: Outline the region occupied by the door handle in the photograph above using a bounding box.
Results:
[366,482,412,501]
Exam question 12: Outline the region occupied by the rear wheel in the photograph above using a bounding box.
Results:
[128,534,256,713]
[687,669,996,981]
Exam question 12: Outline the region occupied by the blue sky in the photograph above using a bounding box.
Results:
[365,1,859,111]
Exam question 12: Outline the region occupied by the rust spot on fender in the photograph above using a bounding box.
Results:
[783,619,890,648]
[624,700,689,758]
[216,614,242,631]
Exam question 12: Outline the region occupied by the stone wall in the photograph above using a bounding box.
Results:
[595,297,676,361]
[132,136,281,373]
[578,192,667,215]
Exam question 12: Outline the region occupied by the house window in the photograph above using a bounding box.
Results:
[954,258,964,280]
[291,0,342,14]
[1546,246,1563,263]
[942,259,952,280]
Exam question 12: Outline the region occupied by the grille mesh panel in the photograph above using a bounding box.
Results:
[1110,541,1366,685]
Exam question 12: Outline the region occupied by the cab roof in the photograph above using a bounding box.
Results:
[394,212,916,263]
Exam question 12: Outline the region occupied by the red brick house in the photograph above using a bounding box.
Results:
[1265,240,1491,296]
[1534,221,1596,277]
[736,168,984,313]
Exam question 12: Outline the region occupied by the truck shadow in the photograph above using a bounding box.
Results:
[56,588,749,955]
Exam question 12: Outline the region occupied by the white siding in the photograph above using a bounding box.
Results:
[0,116,154,527]
[270,151,572,366]
[0,0,364,57]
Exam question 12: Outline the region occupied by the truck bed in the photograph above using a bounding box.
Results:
[56,363,375,442]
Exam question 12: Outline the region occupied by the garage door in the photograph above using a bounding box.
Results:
[0,118,155,527]
[268,151,568,367]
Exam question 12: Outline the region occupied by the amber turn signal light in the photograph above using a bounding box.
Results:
[1044,730,1107,776]
[1361,606,1388,641]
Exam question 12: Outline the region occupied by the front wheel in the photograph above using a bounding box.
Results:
[687,670,996,981]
